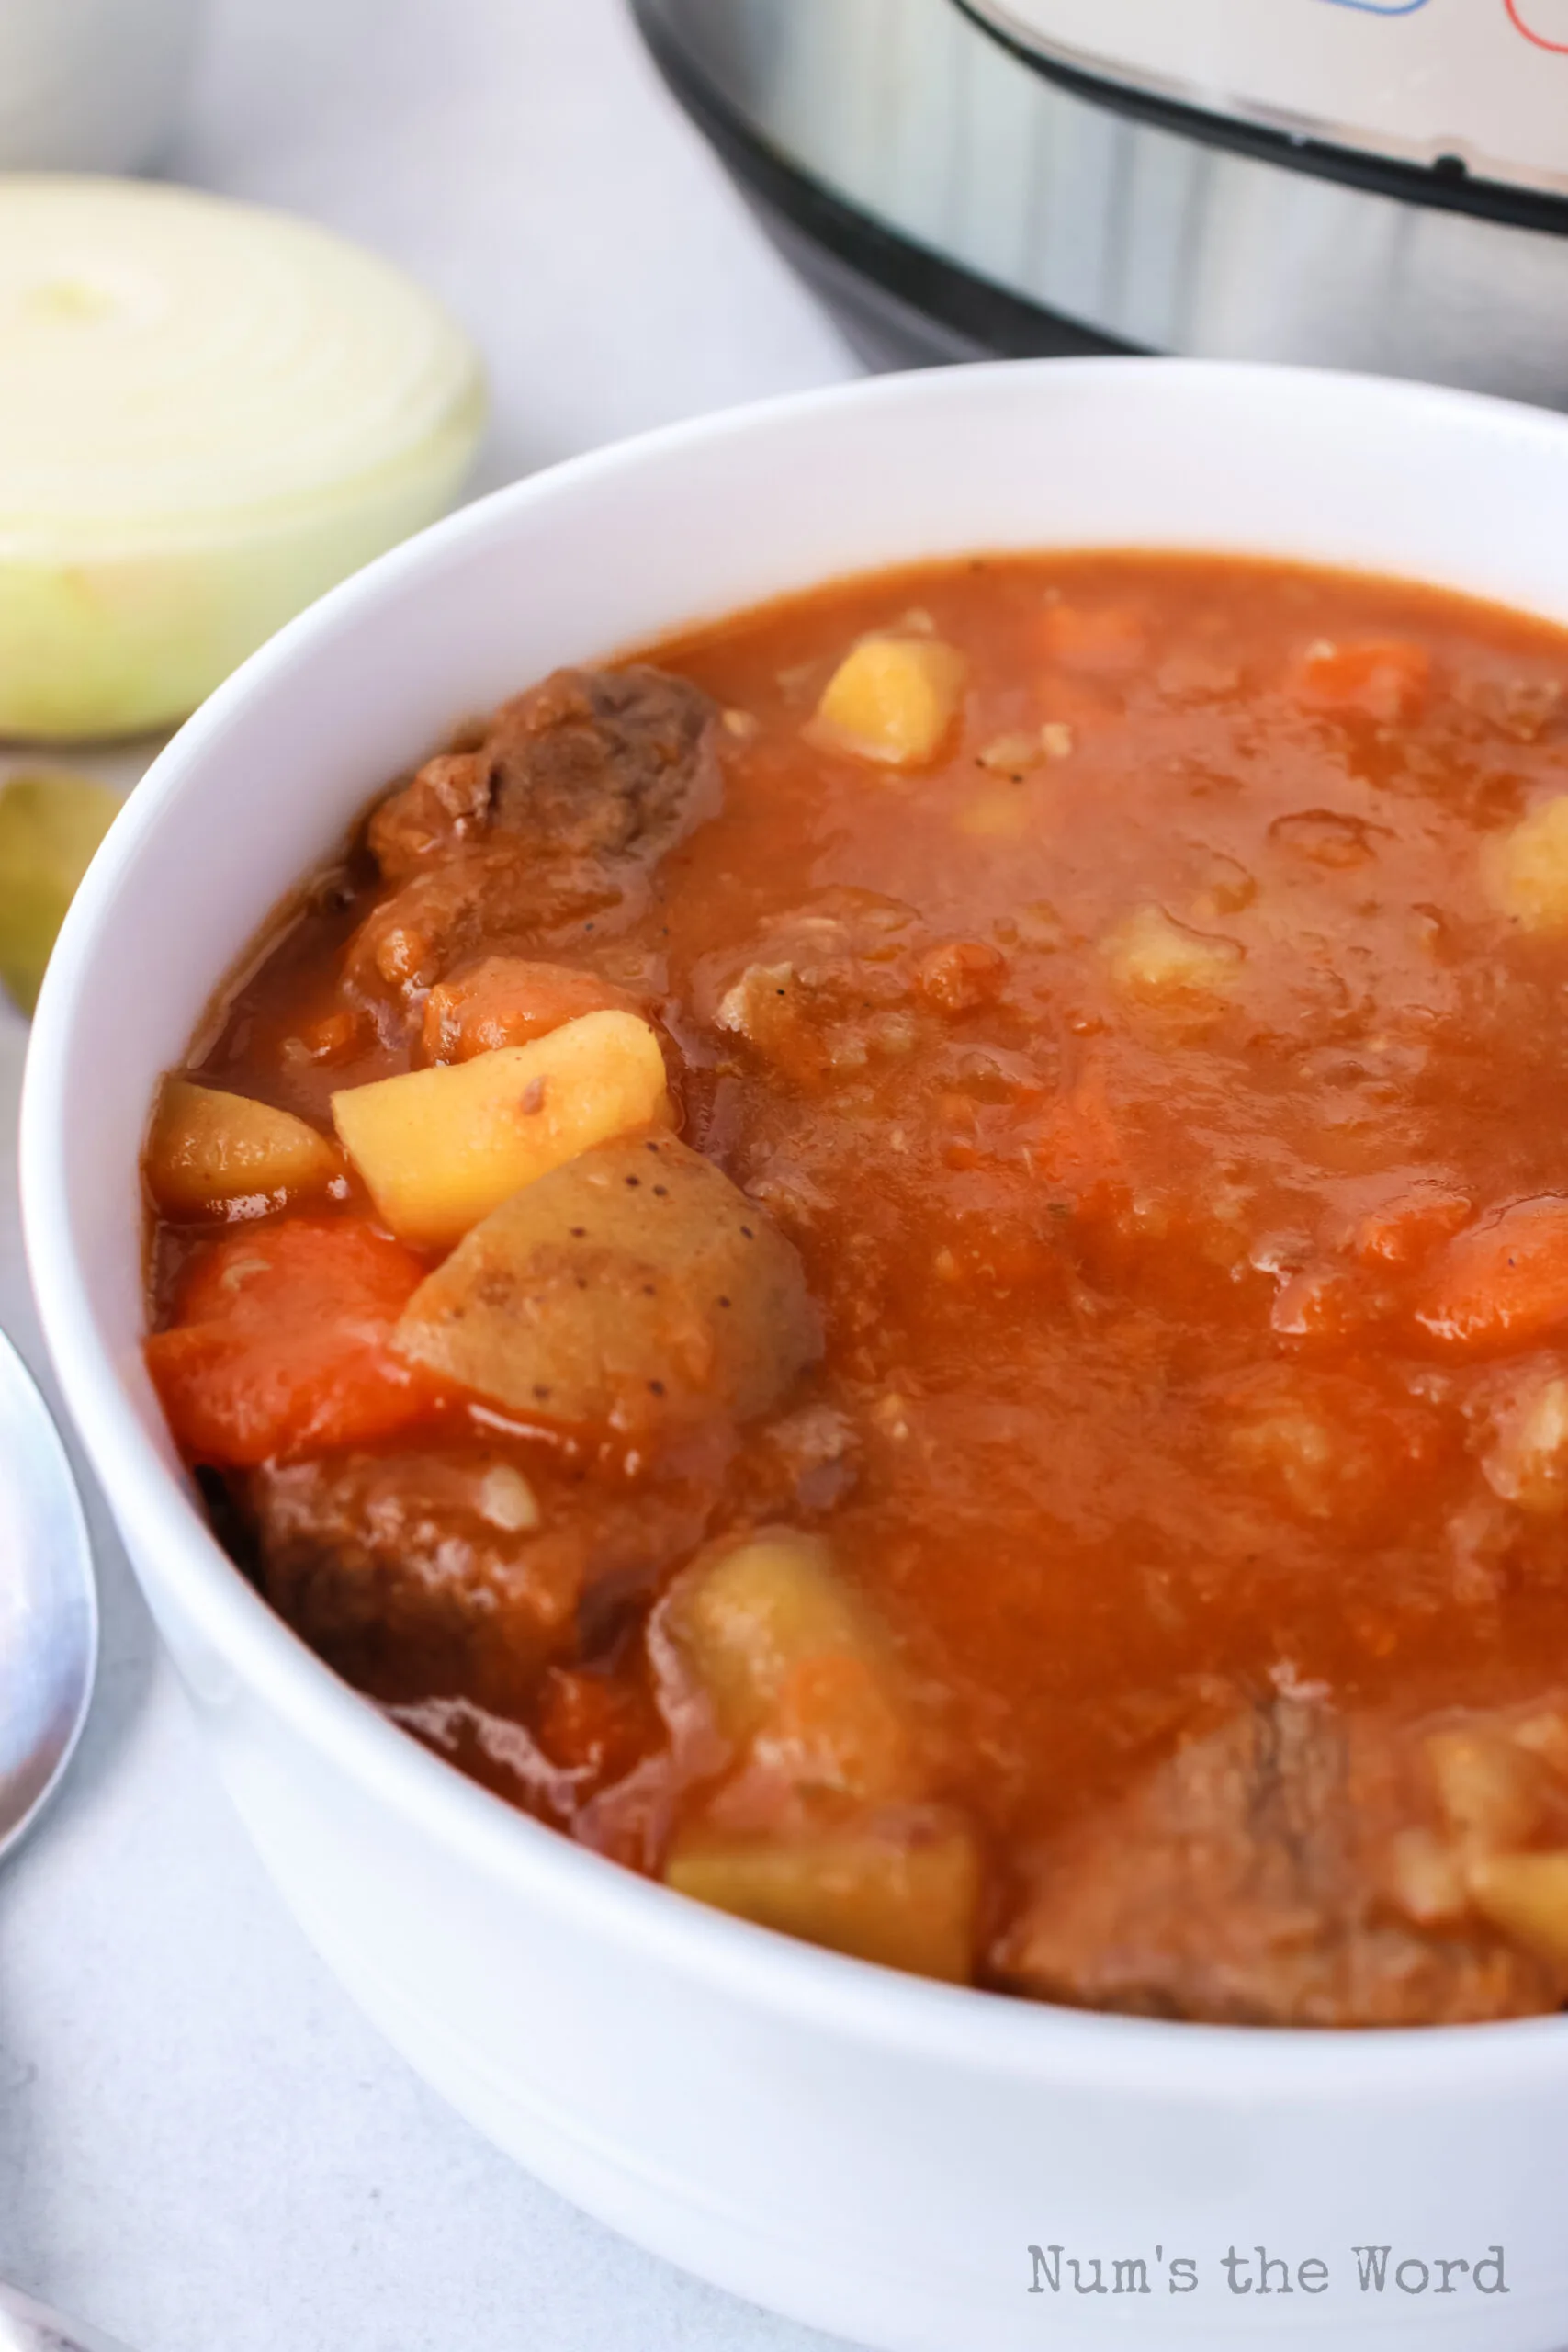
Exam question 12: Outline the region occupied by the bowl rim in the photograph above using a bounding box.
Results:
[25,352,1568,2098]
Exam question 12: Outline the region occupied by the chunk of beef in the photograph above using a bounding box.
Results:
[352,667,718,994]
[994,1693,1561,2026]
[244,1442,718,1713]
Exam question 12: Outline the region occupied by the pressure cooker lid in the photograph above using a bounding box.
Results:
[958,0,1568,200]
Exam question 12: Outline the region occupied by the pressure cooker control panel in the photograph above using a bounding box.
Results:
[962,0,1568,198]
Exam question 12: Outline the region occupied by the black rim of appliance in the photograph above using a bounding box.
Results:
[951,0,1568,237]
[632,0,1145,362]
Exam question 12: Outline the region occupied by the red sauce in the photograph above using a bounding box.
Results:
[144,553,1568,2020]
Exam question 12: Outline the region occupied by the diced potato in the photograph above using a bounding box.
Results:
[1469,1849,1568,1967]
[665,1532,864,1736]
[1100,905,1243,1012]
[665,1810,981,1983]
[395,1130,818,1427]
[333,1008,671,1249]
[662,1530,914,1801]
[0,769,122,1013]
[1484,795,1568,935]
[1384,1826,1470,1928]
[814,636,967,768]
[1426,1726,1550,1852]
[1482,1374,1568,1514]
[1229,1395,1342,1521]
[760,1652,913,1803]
[1512,1709,1568,1779]
[1226,1373,1397,1527]
[975,724,1072,776]
[918,939,1007,1014]
[146,1078,340,1216]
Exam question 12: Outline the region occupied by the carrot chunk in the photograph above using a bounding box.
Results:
[1414,1197,1568,1353]
[146,1216,438,1465]
[1349,1183,1473,1270]
[1040,602,1145,672]
[1031,1063,1130,1216]
[1292,639,1429,722]
[421,956,640,1063]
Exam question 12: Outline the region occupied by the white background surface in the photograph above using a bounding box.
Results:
[0,4,861,2346]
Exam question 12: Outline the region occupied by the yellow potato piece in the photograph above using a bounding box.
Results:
[1469,1850,1568,1967]
[1100,904,1243,1009]
[1485,794,1568,935]
[146,1078,340,1216]
[665,1812,981,1983]
[814,636,967,767]
[1426,1727,1550,1853]
[1384,1826,1470,1928]
[666,1530,877,1745]
[333,1007,671,1248]
[663,1530,914,1802]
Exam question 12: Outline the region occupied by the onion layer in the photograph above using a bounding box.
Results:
[0,176,487,739]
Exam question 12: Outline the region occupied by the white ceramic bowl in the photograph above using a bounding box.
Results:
[22,361,1568,2352]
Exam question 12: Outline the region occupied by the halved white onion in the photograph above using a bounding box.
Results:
[0,175,487,739]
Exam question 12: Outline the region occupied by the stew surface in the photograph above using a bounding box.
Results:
[144,552,1568,2025]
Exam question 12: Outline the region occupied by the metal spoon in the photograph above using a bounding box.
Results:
[0,2282,134,2352]
[0,1325,96,1864]
[0,1333,128,2352]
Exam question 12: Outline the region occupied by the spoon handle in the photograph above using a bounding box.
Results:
[0,2284,137,2352]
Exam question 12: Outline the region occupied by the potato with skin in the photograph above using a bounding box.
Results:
[654,1529,979,1977]
[664,1530,875,1742]
[147,1078,341,1216]
[665,1811,981,1983]
[661,1528,910,1801]
[813,636,967,767]
[333,1007,671,1249]
[394,1129,819,1430]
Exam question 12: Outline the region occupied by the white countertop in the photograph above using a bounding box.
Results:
[0,5,862,2346]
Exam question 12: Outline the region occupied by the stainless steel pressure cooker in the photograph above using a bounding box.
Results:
[632,0,1568,405]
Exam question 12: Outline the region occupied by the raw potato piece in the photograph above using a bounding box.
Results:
[1484,796,1568,935]
[147,1079,340,1216]
[333,1009,671,1249]
[814,636,967,767]
[665,1813,980,1983]
[395,1130,819,1429]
